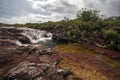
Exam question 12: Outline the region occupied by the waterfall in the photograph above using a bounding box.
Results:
[19,27,53,44]
[1,27,55,47]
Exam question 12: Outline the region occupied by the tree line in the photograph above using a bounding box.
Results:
[0,9,120,51]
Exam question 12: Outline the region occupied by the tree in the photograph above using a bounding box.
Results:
[77,8,100,22]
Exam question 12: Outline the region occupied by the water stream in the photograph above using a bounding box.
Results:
[17,27,59,48]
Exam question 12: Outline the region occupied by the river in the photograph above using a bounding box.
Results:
[6,27,62,48]
[0,27,120,80]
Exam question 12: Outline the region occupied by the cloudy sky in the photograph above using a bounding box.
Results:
[0,0,120,24]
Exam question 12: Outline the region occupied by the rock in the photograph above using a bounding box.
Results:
[28,46,37,54]
[28,63,36,66]
[52,34,68,42]
[0,27,31,44]
[57,69,65,74]
[17,35,31,44]
[8,72,31,80]
[87,41,94,45]
[4,61,71,80]
[0,27,71,80]
[57,68,71,78]
[95,43,103,48]
[14,46,30,54]
[0,51,12,67]
[46,48,52,55]
[39,49,46,55]
[39,48,53,55]
[0,40,17,47]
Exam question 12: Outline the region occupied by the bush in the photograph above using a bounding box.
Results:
[103,29,119,41]
[103,29,120,50]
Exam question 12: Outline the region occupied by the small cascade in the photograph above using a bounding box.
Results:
[15,40,29,46]
[19,28,53,44]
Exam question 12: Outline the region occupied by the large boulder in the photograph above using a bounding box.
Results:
[16,34,31,44]
[52,34,68,42]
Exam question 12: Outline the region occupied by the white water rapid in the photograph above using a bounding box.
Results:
[2,27,55,47]
[19,27,53,44]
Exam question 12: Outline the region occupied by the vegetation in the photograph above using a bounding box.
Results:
[54,44,120,80]
[77,8,100,22]
[0,9,120,51]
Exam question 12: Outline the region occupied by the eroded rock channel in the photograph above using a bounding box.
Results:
[0,27,120,80]
[0,27,70,80]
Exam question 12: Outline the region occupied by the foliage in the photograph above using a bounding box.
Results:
[76,8,100,22]
[0,9,120,51]
[103,30,119,41]
[103,29,120,50]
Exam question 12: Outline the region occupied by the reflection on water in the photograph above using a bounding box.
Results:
[13,27,66,48]
[37,40,65,48]
[38,40,56,48]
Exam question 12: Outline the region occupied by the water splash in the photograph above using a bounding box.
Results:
[19,27,53,44]
[15,40,29,46]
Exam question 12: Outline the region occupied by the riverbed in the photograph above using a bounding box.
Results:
[0,27,120,80]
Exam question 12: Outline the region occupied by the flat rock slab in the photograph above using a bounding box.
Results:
[4,61,70,80]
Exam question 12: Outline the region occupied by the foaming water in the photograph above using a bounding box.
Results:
[19,27,53,44]
[17,27,57,48]
[2,27,57,48]
[15,40,29,47]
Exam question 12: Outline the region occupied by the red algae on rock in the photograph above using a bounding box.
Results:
[53,43,120,80]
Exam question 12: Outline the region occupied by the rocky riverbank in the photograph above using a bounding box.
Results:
[0,27,120,80]
[0,27,70,80]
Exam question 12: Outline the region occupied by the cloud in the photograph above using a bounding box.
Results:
[27,0,84,16]
[0,0,120,24]
[84,0,120,16]
[0,0,32,18]
[0,13,62,24]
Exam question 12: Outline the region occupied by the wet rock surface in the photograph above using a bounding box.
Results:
[2,27,120,80]
[0,27,70,80]
[4,61,70,80]
[52,33,68,42]
[0,27,31,44]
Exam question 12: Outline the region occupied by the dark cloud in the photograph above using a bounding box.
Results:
[61,0,75,8]
[39,0,77,15]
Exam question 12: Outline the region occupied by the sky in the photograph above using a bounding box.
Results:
[0,0,120,24]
